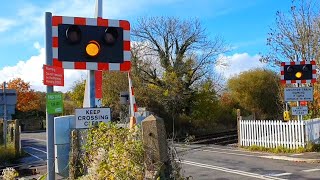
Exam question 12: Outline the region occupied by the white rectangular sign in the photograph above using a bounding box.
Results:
[292,106,308,116]
[284,87,313,101]
[75,108,111,129]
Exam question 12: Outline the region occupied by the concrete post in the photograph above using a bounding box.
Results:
[141,115,170,179]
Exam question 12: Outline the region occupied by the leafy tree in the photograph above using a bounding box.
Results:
[261,0,320,65]
[131,17,228,131]
[68,80,86,108]
[5,78,40,112]
[227,69,282,119]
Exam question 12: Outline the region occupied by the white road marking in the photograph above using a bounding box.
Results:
[302,168,320,172]
[269,173,292,177]
[22,138,46,142]
[25,151,44,161]
[176,144,270,155]
[181,160,286,180]
[202,149,259,157]
[176,146,260,158]
[24,146,47,154]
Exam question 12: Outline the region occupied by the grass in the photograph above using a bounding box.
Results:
[0,143,21,166]
[244,142,320,154]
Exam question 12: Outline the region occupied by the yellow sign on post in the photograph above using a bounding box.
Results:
[283,111,290,121]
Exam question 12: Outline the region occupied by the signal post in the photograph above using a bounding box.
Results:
[45,0,132,179]
[281,60,316,121]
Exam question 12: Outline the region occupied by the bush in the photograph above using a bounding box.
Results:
[80,123,145,180]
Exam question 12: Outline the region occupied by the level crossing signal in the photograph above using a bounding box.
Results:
[52,16,131,71]
[59,23,123,63]
[281,61,316,84]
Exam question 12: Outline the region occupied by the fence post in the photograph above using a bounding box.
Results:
[237,109,241,147]
[142,115,170,179]
[14,120,20,155]
[69,129,83,180]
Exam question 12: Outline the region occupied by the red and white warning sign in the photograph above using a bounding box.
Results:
[43,64,64,86]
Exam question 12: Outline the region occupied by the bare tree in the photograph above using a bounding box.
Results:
[131,17,228,89]
[261,0,320,65]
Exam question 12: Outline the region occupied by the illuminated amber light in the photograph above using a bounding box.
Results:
[86,41,100,57]
[295,71,302,79]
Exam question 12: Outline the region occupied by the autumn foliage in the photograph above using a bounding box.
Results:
[6,78,40,112]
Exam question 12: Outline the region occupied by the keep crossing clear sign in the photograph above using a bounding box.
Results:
[75,108,111,128]
[292,106,308,116]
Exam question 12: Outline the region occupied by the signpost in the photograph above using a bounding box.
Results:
[284,87,313,102]
[46,93,63,114]
[75,108,111,128]
[43,65,64,86]
[292,106,308,116]
[1,84,17,148]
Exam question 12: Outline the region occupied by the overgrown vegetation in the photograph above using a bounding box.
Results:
[80,123,145,179]
[0,144,17,166]
[78,122,190,179]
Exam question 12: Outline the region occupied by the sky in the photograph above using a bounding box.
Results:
[0,0,293,92]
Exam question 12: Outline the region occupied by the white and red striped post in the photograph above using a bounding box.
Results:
[128,72,138,128]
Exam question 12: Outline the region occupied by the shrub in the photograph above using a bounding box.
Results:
[80,123,145,179]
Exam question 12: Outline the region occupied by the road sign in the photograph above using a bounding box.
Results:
[284,87,313,101]
[43,65,64,86]
[0,105,15,115]
[46,93,63,114]
[283,111,290,121]
[0,89,17,105]
[292,106,308,116]
[75,108,111,128]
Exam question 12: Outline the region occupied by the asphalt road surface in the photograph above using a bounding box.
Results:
[20,132,47,168]
[21,132,320,180]
[175,144,320,180]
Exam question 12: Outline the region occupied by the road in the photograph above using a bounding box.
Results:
[175,144,320,180]
[20,132,47,173]
[20,132,320,179]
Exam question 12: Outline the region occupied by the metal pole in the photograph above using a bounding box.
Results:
[45,12,55,180]
[3,82,7,148]
[295,55,300,121]
[86,0,102,108]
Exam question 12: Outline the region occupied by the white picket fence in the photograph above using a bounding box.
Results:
[239,119,320,149]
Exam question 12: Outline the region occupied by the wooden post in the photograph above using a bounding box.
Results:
[237,109,241,147]
[14,120,20,155]
[141,115,170,179]
[69,129,78,180]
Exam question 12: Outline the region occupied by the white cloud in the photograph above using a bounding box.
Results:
[215,53,265,79]
[0,43,86,92]
[0,18,15,32]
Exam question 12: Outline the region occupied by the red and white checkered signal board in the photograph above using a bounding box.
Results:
[280,61,316,84]
[51,16,131,71]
